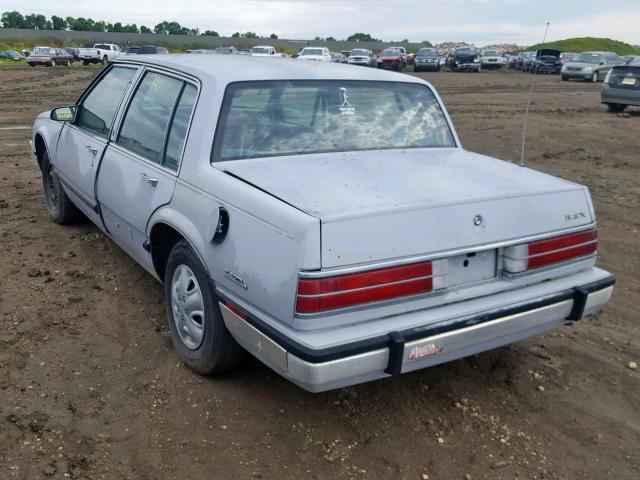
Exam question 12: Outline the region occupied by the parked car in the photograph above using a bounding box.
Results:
[623,55,640,65]
[447,47,481,72]
[215,47,238,55]
[560,52,577,65]
[521,52,538,72]
[78,43,124,65]
[0,50,25,61]
[407,53,415,65]
[480,49,504,70]
[63,48,80,61]
[250,46,277,57]
[413,47,440,72]
[297,47,331,62]
[31,54,614,393]
[347,49,376,67]
[528,49,561,74]
[26,47,73,67]
[509,52,526,69]
[386,46,408,64]
[330,52,347,63]
[561,51,621,82]
[601,58,640,112]
[377,48,405,71]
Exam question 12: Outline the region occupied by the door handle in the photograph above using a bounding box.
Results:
[85,145,99,155]
[140,173,158,187]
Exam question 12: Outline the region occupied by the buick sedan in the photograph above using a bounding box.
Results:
[31,55,614,392]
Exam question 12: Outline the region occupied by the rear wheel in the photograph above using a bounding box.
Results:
[562,75,568,81]
[591,71,599,82]
[41,150,83,224]
[165,241,245,374]
[607,103,627,113]
[51,59,56,68]
[102,56,108,65]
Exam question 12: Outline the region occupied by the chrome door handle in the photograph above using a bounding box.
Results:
[85,145,99,155]
[140,173,158,187]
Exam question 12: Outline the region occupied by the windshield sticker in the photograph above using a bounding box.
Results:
[338,87,356,115]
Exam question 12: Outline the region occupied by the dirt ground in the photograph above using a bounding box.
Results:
[0,66,638,480]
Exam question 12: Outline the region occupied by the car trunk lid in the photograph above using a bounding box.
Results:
[219,149,593,268]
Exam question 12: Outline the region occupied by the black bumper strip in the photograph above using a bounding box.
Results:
[230,275,615,366]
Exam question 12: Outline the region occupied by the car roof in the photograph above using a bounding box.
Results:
[113,54,424,84]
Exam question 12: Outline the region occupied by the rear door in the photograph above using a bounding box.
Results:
[55,65,138,225]
[96,69,198,271]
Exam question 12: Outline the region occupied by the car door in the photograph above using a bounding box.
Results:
[54,65,138,226]
[96,69,198,271]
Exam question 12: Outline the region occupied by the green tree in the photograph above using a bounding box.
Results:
[202,30,219,36]
[154,21,193,35]
[313,36,323,41]
[269,33,278,39]
[24,13,47,29]
[231,32,240,38]
[347,32,380,42]
[123,24,139,33]
[421,40,433,47]
[140,25,152,34]
[1,11,26,28]
[326,36,336,41]
[51,15,67,30]
[243,31,257,38]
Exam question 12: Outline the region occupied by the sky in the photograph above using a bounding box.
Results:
[3,0,639,46]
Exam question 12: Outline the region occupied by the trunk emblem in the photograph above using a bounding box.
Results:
[473,215,483,226]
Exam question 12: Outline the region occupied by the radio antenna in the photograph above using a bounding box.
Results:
[519,21,550,167]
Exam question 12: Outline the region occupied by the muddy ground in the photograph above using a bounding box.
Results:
[0,66,638,480]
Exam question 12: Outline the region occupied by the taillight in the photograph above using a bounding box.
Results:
[296,261,434,314]
[503,228,597,273]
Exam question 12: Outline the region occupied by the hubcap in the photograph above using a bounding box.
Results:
[46,166,58,207]
[171,265,205,350]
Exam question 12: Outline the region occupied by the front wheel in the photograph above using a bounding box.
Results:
[591,71,599,82]
[41,150,83,224]
[102,56,108,65]
[607,103,627,113]
[51,59,56,67]
[165,241,245,374]
[562,75,569,81]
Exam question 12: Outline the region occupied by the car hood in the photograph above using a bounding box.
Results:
[217,148,585,220]
[453,54,477,62]
[565,62,596,69]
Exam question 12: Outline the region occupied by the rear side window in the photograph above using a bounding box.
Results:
[76,66,136,138]
[164,84,198,171]
[117,72,183,165]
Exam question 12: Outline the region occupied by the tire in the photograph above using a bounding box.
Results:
[82,61,89,66]
[41,150,83,224]
[607,103,627,113]
[102,56,108,65]
[591,71,598,83]
[66,60,71,68]
[51,59,56,68]
[562,75,568,81]
[164,241,245,374]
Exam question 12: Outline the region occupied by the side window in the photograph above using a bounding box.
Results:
[117,72,183,165]
[76,66,136,138]
[164,84,197,171]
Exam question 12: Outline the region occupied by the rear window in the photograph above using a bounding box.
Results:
[95,44,111,50]
[212,80,456,162]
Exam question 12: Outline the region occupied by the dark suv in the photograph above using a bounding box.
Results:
[447,47,481,72]
[414,47,440,72]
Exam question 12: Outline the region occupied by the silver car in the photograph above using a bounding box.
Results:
[31,55,614,392]
[561,51,622,82]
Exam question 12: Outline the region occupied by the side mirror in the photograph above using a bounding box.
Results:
[51,106,77,122]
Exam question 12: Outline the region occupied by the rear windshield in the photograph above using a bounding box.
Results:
[575,53,601,63]
[251,47,270,54]
[95,44,111,50]
[212,80,456,162]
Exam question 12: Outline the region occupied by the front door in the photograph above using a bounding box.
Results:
[96,70,198,271]
[54,65,138,225]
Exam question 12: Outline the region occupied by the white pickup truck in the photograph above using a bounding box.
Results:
[78,43,124,65]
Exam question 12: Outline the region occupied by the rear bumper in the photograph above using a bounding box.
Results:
[220,272,615,392]
[601,84,640,106]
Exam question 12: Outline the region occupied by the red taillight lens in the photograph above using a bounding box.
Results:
[503,228,597,273]
[528,229,597,269]
[296,261,433,314]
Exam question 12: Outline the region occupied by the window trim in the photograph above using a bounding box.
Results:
[112,66,199,173]
[210,79,459,164]
[73,64,140,140]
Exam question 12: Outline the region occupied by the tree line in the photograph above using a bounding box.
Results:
[0,10,431,44]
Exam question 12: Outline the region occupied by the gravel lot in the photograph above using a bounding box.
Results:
[0,66,638,480]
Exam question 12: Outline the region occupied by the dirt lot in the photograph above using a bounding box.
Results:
[0,66,638,480]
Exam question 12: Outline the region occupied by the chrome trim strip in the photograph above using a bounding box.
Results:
[299,223,596,278]
[504,239,598,261]
[501,254,596,279]
[296,274,436,298]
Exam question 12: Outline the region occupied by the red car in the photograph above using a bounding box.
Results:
[27,47,74,68]
[377,48,405,71]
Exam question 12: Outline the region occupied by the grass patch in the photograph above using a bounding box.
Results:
[528,37,639,55]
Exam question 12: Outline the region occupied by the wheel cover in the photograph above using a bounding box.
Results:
[171,264,206,350]
[46,165,58,208]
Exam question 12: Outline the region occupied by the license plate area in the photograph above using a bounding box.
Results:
[444,250,497,288]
